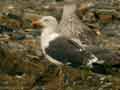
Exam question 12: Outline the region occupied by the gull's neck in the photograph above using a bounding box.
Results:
[42,26,56,36]
[41,26,59,51]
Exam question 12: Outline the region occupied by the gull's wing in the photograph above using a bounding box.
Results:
[44,36,98,67]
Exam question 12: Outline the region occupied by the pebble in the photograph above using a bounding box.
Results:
[99,15,112,23]
[78,2,95,13]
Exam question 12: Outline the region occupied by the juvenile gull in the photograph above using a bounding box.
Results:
[33,16,98,68]
[58,0,95,46]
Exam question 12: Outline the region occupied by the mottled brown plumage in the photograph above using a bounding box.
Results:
[58,0,96,45]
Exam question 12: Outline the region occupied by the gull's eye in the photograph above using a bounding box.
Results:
[44,19,49,22]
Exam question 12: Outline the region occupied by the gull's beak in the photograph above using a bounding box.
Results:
[32,19,44,28]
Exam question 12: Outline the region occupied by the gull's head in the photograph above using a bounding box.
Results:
[32,16,58,29]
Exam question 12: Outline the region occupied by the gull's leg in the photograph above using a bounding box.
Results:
[55,65,65,90]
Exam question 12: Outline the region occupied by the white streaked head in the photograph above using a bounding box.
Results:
[38,16,60,54]
[32,16,58,30]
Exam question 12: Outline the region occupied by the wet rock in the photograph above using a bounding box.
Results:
[98,14,112,23]
[0,25,16,33]
[78,2,95,14]
[0,74,35,90]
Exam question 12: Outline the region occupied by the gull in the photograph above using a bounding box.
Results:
[32,16,99,68]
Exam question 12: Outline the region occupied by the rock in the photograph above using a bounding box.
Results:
[23,13,41,21]
[78,2,95,14]
[7,19,23,29]
[94,29,101,36]
[0,74,35,90]
[0,25,16,33]
[10,33,26,41]
[6,13,22,20]
[24,28,33,32]
[21,39,40,48]
[98,14,112,23]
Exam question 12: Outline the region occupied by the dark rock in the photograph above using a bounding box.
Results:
[0,25,16,33]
